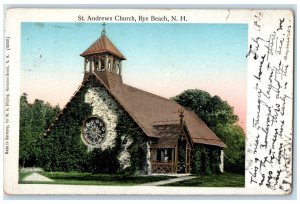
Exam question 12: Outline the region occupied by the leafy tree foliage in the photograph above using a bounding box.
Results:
[172,89,238,127]
[19,93,60,167]
[173,89,245,175]
[213,124,245,174]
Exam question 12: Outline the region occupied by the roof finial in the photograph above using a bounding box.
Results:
[101,22,106,36]
[178,108,184,125]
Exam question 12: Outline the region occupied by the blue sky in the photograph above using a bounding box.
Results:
[21,23,248,129]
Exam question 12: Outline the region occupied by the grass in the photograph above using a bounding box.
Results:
[19,171,174,186]
[19,171,32,182]
[162,172,245,187]
[19,171,244,187]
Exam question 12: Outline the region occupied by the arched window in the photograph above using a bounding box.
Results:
[112,59,117,74]
[86,60,90,72]
[95,59,100,71]
[108,59,112,71]
[100,59,105,71]
[84,59,88,72]
[91,58,95,71]
[115,61,120,75]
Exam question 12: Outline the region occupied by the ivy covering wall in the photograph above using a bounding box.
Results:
[115,114,148,174]
[26,78,148,174]
[38,84,93,172]
[191,144,221,175]
[87,111,148,174]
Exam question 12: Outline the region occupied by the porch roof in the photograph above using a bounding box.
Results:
[151,124,181,148]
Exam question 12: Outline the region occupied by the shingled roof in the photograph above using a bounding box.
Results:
[152,124,182,148]
[90,74,226,148]
[80,34,126,60]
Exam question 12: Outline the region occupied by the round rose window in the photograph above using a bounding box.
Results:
[82,117,106,146]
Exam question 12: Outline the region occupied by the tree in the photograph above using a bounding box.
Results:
[172,89,245,174]
[19,93,34,167]
[172,89,238,127]
[19,93,60,168]
[213,124,245,174]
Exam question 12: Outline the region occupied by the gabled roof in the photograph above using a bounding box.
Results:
[152,124,182,148]
[45,73,225,148]
[151,122,194,149]
[90,73,226,148]
[80,34,126,60]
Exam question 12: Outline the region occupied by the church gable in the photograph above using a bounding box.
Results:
[42,75,149,173]
[84,80,124,151]
[83,76,151,172]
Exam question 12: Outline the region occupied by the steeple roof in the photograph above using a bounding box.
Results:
[80,34,126,60]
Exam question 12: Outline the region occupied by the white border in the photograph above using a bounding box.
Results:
[3,8,295,196]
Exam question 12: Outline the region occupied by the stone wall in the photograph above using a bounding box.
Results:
[118,136,133,169]
[84,86,132,169]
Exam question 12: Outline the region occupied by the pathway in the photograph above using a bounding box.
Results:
[23,172,53,182]
[140,176,196,186]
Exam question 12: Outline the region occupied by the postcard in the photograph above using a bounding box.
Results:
[3,8,294,195]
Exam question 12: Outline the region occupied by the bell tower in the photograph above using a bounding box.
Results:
[80,23,126,89]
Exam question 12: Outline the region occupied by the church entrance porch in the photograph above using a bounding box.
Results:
[150,148,177,174]
[150,141,192,174]
[149,125,192,174]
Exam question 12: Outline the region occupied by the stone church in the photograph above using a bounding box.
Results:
[44,27,226,174]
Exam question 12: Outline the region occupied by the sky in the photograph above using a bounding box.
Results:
[21,23,248,131]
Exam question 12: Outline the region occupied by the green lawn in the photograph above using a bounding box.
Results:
[162,173,245,187]
[19,171,174,186]
[19,172,244,187]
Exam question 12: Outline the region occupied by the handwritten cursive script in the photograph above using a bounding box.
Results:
[247,11,293,193]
